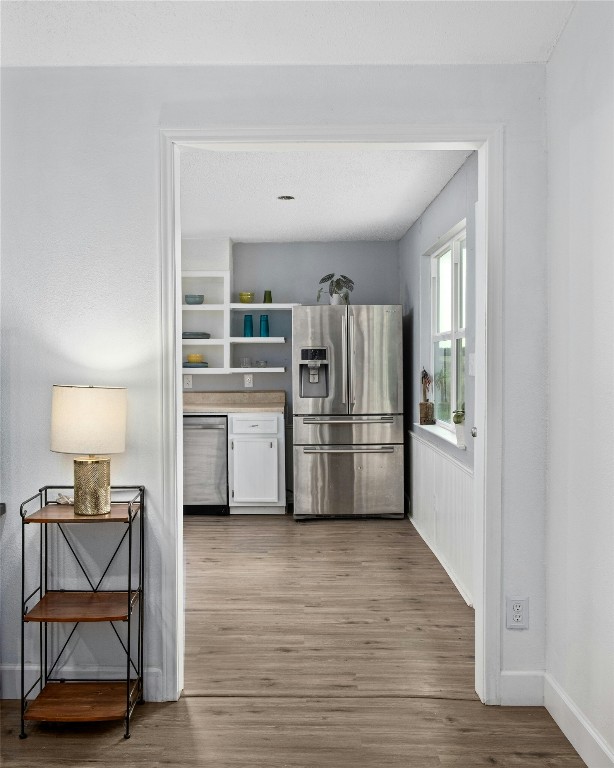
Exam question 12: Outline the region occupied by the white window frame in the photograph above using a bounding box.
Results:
[431,225,467,430]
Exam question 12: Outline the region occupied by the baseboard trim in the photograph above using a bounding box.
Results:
[544,673,614,768]
[499,670,544,705]
[1,664,165,702]
[409,517,473,606]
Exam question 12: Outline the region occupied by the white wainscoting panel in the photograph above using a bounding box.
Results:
[410,432,474,605]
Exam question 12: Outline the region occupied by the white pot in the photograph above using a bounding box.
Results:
[329,292,348,305]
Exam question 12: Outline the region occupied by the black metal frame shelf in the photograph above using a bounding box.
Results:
[19,485,145,739]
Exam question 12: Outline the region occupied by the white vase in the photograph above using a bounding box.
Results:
[329,293,343,305]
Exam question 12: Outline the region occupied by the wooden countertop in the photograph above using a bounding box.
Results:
[183,390,285,414]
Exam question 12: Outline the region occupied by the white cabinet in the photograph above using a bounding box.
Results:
[231,439,278,502]
[228,414,286,514]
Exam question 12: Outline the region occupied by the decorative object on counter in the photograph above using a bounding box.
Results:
[419,368,435,425]
[187,353,204,363]
[239,291,255,303]
[184,361,209,368]
[243,314,253,336]
[185,294,204,305]
[453,408,466,449]
[182,331,210,339]
[256,360,267,368]
[259,314,270,337]
[241,357,252,368]
[50,384,127,516]
[263,290,272,303]
[316,273,354,304]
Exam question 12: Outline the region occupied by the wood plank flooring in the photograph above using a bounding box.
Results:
[1,515,585,767]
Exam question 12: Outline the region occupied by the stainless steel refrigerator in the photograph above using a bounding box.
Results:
[292,304,404,519]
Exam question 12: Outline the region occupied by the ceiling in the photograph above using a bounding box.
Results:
[3,1,574,67]
[4,1,573,243]
[180,146,472,242]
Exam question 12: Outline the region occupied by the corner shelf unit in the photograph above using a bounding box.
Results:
[19,486,145,739]
[180,268,299,374]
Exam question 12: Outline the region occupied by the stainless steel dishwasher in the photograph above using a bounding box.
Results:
[183,415,228,508]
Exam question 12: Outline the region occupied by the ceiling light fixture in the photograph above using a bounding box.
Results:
[277,195,295,200]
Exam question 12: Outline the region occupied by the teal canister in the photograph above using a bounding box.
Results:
[259,314,269,337]
[243,314,253,337]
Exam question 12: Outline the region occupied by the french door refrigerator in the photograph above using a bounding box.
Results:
[292,304,404,519]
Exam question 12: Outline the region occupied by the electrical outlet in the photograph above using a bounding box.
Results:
[183,374,192,390]
[243,373,253,388]
[506,597,529,629]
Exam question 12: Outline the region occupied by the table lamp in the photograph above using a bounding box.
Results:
[50,384,127,516]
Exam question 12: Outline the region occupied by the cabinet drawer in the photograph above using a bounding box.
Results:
[230,415,279,434]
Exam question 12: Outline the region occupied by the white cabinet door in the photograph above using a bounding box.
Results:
[231,437,279,503]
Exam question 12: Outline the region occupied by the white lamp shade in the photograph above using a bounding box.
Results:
[51,385,127,455]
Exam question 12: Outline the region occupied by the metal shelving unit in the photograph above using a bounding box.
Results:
[19,485,145,739]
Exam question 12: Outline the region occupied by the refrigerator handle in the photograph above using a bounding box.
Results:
[341,314,348,405]
[303,446,395,454]
[349,312,355,406]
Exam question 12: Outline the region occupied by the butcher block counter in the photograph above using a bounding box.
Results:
[183,390,285,414]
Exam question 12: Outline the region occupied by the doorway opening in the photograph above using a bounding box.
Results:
[159,128,503,705]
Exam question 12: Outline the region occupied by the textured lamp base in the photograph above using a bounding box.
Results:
[74,457,111,515]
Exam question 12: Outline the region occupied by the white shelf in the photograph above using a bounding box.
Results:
[228,367,286,374]
[182,367,286,375]
[228,337,286,344]
[182,304,225,311]
[182,339,223,345]
[182,270,228,278]
[229,303,299,310]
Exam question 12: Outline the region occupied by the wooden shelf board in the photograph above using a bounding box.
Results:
[24,591,139,623]
[228,337,286,344]
[25,503,139,524]
[24,681,138,723]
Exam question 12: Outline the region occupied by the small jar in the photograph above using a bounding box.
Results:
[263,290,272,303]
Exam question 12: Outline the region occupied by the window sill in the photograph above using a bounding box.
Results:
[413,423,466,450]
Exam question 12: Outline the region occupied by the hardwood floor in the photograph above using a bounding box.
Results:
[1,515,584,767]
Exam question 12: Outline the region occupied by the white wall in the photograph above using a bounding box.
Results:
[545,4,614,765]
[1,63,547,699]
[410,433,474,605]
[399,151,478,469]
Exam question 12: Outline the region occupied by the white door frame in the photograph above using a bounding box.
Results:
[159,125,504,704]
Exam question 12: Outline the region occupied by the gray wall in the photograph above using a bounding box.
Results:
[399,152,478,469]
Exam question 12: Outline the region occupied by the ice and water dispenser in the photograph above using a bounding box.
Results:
[298,347,329,398]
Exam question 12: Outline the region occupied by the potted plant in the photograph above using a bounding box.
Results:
[419,368,435,424]
[452,407,466,449]
[317,273,355,304]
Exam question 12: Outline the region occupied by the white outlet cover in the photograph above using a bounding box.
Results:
[505,596,529,630]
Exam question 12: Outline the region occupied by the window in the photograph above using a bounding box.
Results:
[431,229,466,428]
